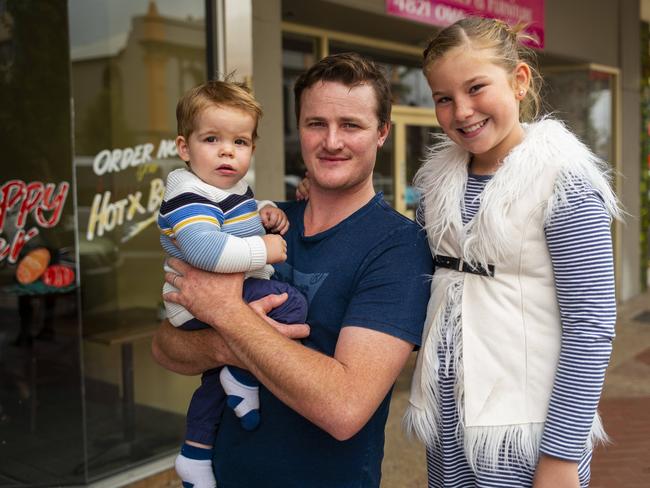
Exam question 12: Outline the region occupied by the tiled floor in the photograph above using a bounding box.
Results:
[130,289,650,488]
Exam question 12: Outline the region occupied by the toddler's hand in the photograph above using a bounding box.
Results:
[295,173,311,201]
[260,206,289,235]
[262,234,287,264]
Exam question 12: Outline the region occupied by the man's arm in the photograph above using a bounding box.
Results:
[216,304,413,441]
[151,320,236,375]
[164,259,414,441]
[152,294,310,375]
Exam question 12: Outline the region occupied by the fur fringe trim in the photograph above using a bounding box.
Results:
[404,273,464,446]
[464,410,609,471]
[464,423,544,471]
[588,410,609,449]
[414,118,621,270]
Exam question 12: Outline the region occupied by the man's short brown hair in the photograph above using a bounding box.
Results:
[293,52,392,128]
[176,80,263,140]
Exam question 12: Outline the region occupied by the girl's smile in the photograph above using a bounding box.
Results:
[457,118,488,136]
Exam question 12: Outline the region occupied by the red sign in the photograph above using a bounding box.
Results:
[386,0,544,48]
[0,179,70,264]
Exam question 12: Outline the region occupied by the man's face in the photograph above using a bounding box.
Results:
[298,81,389,194]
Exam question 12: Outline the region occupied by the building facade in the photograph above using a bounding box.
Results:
[0,0,643,486]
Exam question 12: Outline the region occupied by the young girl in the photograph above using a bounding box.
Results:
[404,17,620,488]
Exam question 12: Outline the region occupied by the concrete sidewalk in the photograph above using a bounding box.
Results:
[381,288,650,487]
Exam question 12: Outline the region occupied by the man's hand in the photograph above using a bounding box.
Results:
[164,258,246,325]
[260,206,290,235]
[533,454,580,488]
[249,292,309,339]
[262,234,287,264]
[156,263,309,374]
[163,258,308,338]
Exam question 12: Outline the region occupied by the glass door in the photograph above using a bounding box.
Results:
[388,107,440,219]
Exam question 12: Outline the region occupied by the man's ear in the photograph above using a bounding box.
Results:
[176,135,190,162]
[377,122,391,148]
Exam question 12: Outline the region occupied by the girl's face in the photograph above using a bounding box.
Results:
[425,45,530,173]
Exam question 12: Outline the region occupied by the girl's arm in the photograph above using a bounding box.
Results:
[536,185,616,484]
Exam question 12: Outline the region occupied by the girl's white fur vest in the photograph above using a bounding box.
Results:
[404,118,620,471]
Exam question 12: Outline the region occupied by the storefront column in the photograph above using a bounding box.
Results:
[218,0,283,200]
[252,0,285,201]
[619,0,642,299]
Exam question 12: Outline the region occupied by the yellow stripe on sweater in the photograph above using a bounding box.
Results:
[172,215,221,233]
[224,211,258,225]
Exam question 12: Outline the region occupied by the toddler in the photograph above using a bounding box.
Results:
[158,80,307,488]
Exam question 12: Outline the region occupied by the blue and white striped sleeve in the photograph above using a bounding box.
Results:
[540,186,616,461]
[159,192,267,273]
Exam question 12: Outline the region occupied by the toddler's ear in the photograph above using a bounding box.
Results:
[175,135,190,162]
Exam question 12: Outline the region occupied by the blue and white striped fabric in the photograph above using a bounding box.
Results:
[427,174,615,488]
[158,168,268,274]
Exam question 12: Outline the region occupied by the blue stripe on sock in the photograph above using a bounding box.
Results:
[181,443,213,460]
[182,482,194,488]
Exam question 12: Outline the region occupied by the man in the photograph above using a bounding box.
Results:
[153,53,433,488]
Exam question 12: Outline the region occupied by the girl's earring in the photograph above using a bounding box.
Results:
[518,89,525,98]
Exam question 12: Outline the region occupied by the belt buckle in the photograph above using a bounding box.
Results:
[457,258,464,272]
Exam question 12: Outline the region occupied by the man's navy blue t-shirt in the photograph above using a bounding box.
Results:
[213,193,433,488]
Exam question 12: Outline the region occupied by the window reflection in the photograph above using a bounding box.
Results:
[405,125,442,214]
[0,0,84,485]
[376,129,396,207]
[329,42,432,108]
[282,35,318,199]
[543,68,615,162]
[1,1,207,485]
[70,0,206,480]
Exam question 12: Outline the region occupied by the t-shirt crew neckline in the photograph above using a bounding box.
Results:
[298,192,385,242]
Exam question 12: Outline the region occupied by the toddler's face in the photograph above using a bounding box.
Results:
[177,105,255,189]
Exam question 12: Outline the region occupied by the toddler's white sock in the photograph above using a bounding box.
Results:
[175,444,216,488]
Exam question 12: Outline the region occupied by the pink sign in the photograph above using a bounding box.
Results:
[385,0,544,48]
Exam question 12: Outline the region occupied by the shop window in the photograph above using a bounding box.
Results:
[0,0,207,485]
[70,0,206,481]
[543,67,616,163]
[329,42,432,109]
[282,34,318,199]
[0,1,83,485]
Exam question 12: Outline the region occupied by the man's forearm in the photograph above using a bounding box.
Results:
[151,320,239,375]
[209,301,412,441]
